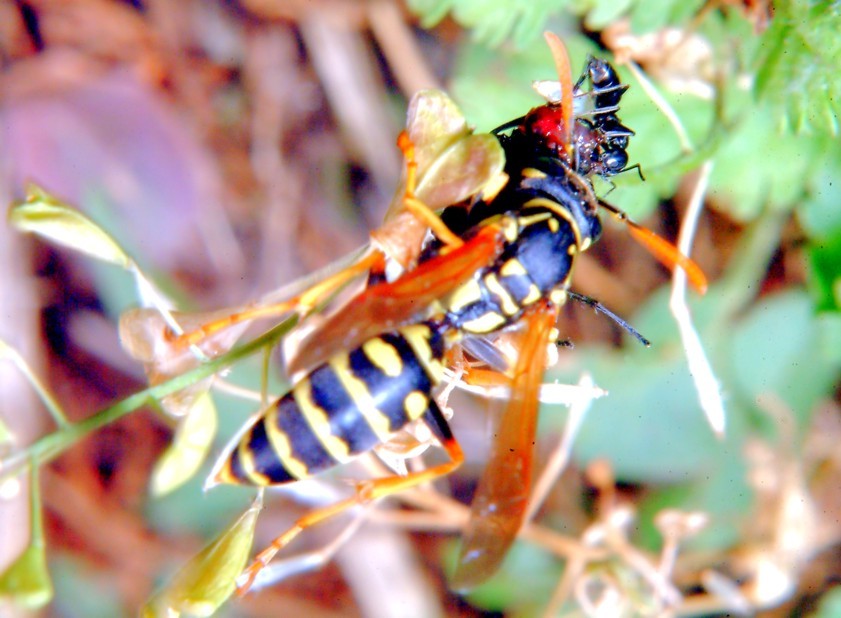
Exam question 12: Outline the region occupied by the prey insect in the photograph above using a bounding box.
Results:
[501,49,637,180]
[572,56,641,179]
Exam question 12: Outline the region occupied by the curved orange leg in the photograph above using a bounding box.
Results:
[237,402,464,595]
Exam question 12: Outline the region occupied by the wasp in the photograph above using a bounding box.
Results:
[116,32,709,598]
[211,137,611,594]
[198,33,708,596]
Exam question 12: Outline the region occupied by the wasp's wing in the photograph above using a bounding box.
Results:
[450,302,558,591]
[287,222,506,374]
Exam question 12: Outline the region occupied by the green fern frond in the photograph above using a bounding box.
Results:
[754,0,841,135]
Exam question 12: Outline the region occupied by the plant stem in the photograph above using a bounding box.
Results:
[0,315,299,481]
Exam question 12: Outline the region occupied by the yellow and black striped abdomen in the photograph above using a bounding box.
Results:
[443,208,578,335]
[215,323,446,486]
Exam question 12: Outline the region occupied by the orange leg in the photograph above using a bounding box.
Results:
[463,367,513,388]
[237,402,464,595]
[396,131,464,250]
[173,130,467,352]
[597,198,708,295]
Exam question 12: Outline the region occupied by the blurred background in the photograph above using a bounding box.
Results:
[1,0,840,616]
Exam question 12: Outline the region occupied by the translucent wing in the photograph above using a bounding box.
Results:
[287,222,507,374]
[451,301,558,591]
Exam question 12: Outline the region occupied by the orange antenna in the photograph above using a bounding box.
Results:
[543,32,574,161]
[598,199,708,294]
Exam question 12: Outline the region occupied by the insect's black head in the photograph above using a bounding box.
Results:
[600,147,628,175]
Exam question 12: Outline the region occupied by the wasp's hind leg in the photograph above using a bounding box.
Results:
[236,400,464,596]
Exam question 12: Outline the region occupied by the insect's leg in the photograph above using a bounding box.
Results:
[175,250,386,347]
[237,400,463,595]
[396,131,464,250]
[566,290,650,346]
[463,368,512,387]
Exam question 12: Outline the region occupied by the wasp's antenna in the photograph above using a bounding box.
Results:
[567,291,650,347]
[597,198,708,294]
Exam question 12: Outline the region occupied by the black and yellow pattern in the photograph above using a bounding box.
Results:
[215,323,446,486]
[215,65,620,491]
[215,144,610,489]
[436,158,601,336]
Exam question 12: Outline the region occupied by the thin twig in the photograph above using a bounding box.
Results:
[368,1,440,95]
[525,374,597,523]
[212,378,272,403]
[625,61,694,153]
[444,368,607,405]
[543,553,587,618]
[0,315,299,481]
[0,342,69,429]
[669,161,726,436]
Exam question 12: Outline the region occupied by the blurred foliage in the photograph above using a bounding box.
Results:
[142,496,260,617]
[0,470,52,610]
[408,0,563,46]
[2,0,841,616]
[754,0,841,134]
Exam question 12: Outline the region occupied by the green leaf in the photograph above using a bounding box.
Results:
[728,290,841,427]
[0,473,53,609]
[798,144,841,242]
[150,392,219,497]
[707,110,820,220]
[451,33,598,133]
[812,585,841,618]
[636,447,752,552]
[583,0,633,31]
[408,0,564,47]
[143,496,262,617]
[610,84,715,219]
[808,231,841,312]
[0,544,53,609]
[754,1,841,135]
[444,540,560,612]
[408,0,456,29]
[8,184,133,269]
[551,348,723,483]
